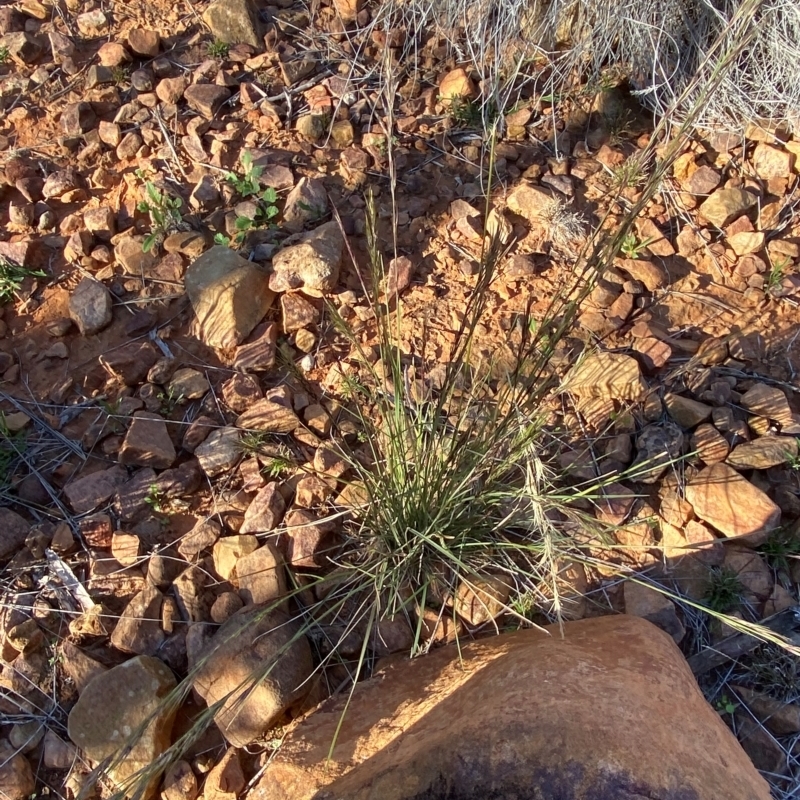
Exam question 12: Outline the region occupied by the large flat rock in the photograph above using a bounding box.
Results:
[249,615,770,800]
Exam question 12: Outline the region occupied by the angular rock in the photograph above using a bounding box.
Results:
[438,68,477,102]
[203,0,263,49]
[59,640,108,694]
[281,293,318,332]
[0,507,29,560]
[0,744,34,800]
[623,582,684,642]
[282,178,329,233]
[283,508,335,567]
[2,31,43,65]
[102,341,160,386]
[128,28,160,57]
[691,423,730,464]
[212,534,259,581]
[249,616,771,800]
[110,585,165,656]
[269,221,344,297]
[752,143,794,180]
[61,102,96,136]
[119,411,176,469]
[565,351,647,401]
[185,84,231,119]
[192,606,313,747]
[665,393,713,428]
[185,246,274,349]
[241,483,286,533]
[506,184,554,221]
[178,518,222,560]
[236,399,300,433]
[682,165,721,195]
[174,566,213,622]
[723,546,773,600]
[729,231,765,256]
[741,383,800,433]
[234,321,278,372]
[699,188,756,228]
[685,463,781,544]
[68,656,176,800]
[617,258,668,291]
[64,465,127,514]
[734,685,800,736]
[195,426,241,477]
[727,436,798,470]
[69,277,112,335]
[168,368,210,400]
[236,543,287,606]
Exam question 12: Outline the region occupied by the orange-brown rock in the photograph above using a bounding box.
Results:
[249,615,770,800]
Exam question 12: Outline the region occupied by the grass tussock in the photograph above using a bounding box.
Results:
[84,3,800,797]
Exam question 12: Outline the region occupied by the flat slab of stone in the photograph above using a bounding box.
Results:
[685,462,781,544]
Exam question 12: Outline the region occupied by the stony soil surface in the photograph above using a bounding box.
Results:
[2,0,800,799]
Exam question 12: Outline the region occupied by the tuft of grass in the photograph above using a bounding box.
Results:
[448,96,497,128]
[0,258,46,304]
[144,483,167,514]
[758,528,800,573]
[207,39,230,60]
[135,171,183,253]
[745,643,800,702]
[765,255,790,296]
[0,45,10,64]
[703,566,744,613]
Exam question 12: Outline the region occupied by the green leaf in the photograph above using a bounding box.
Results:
[142,234,156,253]
[262,187,278,204]
[235,216,252,231]
[136,201,150,213]
[242,151,253,169]
[214,232,231,246]
[264,206,279,220]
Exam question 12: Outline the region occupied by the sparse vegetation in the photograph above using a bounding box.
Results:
[206,39,230,60]
[758,528,800,573]
[0,258,46,304]
[620,232,654,259]
[135,171,184,253]
[703,566,745,613]
[0,45,10,64]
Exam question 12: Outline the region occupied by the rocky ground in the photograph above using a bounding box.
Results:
[2,0,800,798]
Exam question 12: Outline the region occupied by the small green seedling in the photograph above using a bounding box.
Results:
[207,39,230,60]
[157,388,184,415]
[144,484,166,514]
[0,258,46,304]
[224,151,263,198]
[0,46,10,64]
[620,232,654,259]
[765,256,791,295]
[135,171,183,253]
[714,695,738,715]
[111,65,129,85]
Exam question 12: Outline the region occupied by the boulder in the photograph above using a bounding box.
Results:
[185,246,274,349]
[249,616,770,800]
[67,655,177,800]
[191,606,313,747]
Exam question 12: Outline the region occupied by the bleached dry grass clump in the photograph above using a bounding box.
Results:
[363,0,800,132]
